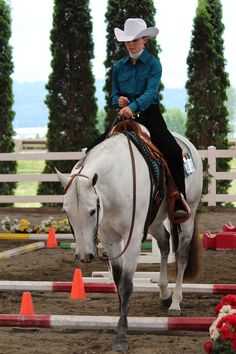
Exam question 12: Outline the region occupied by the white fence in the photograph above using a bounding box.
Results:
[0,151,83,204]
[0,147,235,206]
[199,146,236,206]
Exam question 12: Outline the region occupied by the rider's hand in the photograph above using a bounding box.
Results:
[119,106,133,119]
[118,96,129,107]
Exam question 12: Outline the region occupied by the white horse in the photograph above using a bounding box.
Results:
[56,129,203,352]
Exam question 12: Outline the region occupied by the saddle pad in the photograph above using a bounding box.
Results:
[128,131,162,185]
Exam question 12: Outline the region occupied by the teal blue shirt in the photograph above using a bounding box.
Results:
[111,48,162,113]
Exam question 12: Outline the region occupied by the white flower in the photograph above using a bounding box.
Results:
[209,312,227,339]
[40,217,52,228]
[210,327,220,340]
[220,305,232,314]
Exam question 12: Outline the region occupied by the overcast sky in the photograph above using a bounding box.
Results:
[9,0,236,88]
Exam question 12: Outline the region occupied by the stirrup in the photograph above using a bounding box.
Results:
[174,193,191,222]
[168,193,191,224]
[174,208,189,219]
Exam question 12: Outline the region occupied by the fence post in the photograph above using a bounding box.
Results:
[14,139,22,152]
[208,146,216,207]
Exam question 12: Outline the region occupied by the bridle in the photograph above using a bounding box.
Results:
[64,173,89,194]
[64,172,100,245]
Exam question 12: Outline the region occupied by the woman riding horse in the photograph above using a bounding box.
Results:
[90,18,189,219]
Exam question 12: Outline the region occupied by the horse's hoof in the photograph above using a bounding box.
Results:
[161,295,172,308]
[168,309,181,317]
[112,339,129,352]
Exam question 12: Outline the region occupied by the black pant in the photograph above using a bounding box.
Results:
[135,104,186,198]
[87,104,186,198]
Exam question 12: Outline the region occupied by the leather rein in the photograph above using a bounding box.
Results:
[108,118,137,261]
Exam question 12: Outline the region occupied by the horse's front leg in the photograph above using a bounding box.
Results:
[108,239,140,352]
[111,259,133,351]
[149,223,172,307]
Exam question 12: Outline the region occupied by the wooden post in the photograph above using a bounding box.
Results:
[208,146,216,207]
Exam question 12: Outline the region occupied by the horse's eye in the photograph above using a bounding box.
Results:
[89,209,96,216]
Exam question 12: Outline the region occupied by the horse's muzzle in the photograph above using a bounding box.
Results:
[79,253,95,263]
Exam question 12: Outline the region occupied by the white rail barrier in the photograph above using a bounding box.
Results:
[0,147,235,206]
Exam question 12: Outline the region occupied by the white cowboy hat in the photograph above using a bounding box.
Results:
[114,18,159,42]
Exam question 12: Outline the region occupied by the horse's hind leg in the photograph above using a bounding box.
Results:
[168,216,199,316]
[167,232,188,316]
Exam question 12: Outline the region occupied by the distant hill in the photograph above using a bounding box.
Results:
[13,80,187,128]
[94,79,188,111]
[163,87,187,112]
[13,82,48,128]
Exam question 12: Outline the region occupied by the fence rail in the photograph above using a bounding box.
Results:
[0,147,235,206]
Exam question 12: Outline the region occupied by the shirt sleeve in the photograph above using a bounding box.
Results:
[128,59,162,113]
[111,65,120,108]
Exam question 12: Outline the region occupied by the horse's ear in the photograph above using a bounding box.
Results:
[92,173,98,187]
[55,168,69,188]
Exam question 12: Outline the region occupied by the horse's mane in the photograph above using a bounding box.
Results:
[86,134,126,162]
[72,134,128,178]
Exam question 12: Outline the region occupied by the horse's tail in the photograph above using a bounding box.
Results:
[171,215,201,281]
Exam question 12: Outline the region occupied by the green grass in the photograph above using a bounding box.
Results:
[14,160,45,208]
[229,179,236,194]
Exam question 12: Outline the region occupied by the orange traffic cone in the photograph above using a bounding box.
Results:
[46,227,58,248]
[70,268,86,300]
[20,292,35,315]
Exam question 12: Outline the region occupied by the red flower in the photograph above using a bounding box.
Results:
[215,294,236,315]
[220,324,233,340]
[204,340,213,353]
[217,314,236,329]
[215,303,222,315]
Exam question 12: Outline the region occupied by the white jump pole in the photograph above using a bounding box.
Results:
[0,281,235,295]
[0,242,45,260]
[0,314,213,332]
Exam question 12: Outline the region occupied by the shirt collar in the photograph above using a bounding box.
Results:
[123,48,150,64]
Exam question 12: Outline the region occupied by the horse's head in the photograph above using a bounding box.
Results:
[56,168,101,263]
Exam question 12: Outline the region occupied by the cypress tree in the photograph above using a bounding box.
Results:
[38,0,98,198]
[104,0,163,129]
[0,0,17,202]
[185,0,230,197]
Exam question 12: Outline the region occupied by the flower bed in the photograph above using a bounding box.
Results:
[1,216,70,234]
[204,294,236,353]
